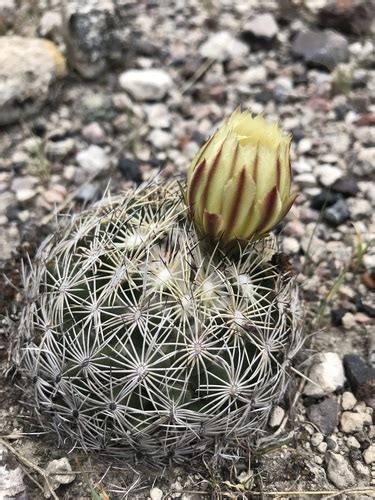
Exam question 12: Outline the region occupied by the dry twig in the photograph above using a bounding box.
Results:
[0,437,59,500]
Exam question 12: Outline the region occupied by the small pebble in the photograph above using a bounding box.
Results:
[316,165,342,187]
[269,406,285,428]
[341,391,357,411]
[314,455,323,465]
[363,445,375,465]
[117,157,143,183]
[149,129,172,149]
[306,397,339,435]
[119,69,173,101]
[346,436,361,449]
[326,436,339,452]
[342,312,356,329]
[75,183,99,203]
[150,487,163,500]
[340,411,369,433]
[76,145,110,175]
[298,138,312,154]
[82,122,105,144]
[317,441,327,454]
[311,432,324,447]
[310,190,340,210]
[326,452,356,489]
[303,353,345,397]
[353,460,370,477]
[323,199,350,226]
[281,237,300,254]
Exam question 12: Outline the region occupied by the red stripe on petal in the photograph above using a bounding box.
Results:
[255,186,278,234]
[203,211,222,239]
[227,168,246,230]
[188,159,206,209]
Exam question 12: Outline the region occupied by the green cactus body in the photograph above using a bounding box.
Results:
[19,181,303,462]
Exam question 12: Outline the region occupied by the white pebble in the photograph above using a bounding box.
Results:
[341,391,357,411]
[150,487,163,500]
[363,445,375,465]
[342,312,356,330]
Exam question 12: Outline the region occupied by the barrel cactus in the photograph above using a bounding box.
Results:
[18,111,304,463]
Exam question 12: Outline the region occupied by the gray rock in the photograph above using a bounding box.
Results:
[0,36,66,125]
[199,31,249,62]
[344,353,375,400]
[317,0,375,36]
[0,444,26,499]
[63,0,124,79]
[292,29,349,70]
[242,14,278,41]
[76,145,110,175]
[0,0,16,29]
[306,397,339,435]
[304,352,346,397]
[119,69,173,101]
[323,199,350,226]
[326,452,356,489]
[331,176,359,197]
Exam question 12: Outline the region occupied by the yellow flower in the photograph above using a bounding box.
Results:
[186,109,297,243]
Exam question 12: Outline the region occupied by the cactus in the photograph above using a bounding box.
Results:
[19,180,303,462]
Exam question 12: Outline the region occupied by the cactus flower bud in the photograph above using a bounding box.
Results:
[186,109,297,243]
